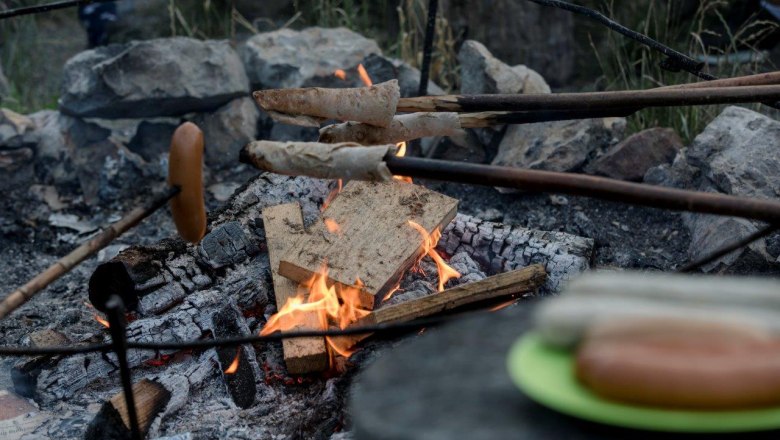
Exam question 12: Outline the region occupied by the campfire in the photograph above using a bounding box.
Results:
[5,1,780,439]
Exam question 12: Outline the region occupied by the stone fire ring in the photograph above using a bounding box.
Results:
[348,299,774,440]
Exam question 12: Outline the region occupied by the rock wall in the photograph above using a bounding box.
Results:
[0,29,419,206]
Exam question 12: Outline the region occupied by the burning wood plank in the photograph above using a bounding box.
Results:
[253,79,400,128]
[262,203,329,374]
[278,180,458,309]
[329,264,547,351]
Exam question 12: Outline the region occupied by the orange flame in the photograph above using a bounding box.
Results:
[408,221,461,292]
[382,283,402,302]
[224,347,241,374]
[357,64,372,87]
[322,179,343,212]
[393,142,413,183]
[95,315,110,328]
[489,299,516,312]
[260,265,371,359]
[334,69,347,80]
[324,218,342,235]
[85,301,110,328]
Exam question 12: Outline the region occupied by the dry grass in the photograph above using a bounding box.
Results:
[0,4,84,113]
[396,0,459,91]
[591,0,778,141]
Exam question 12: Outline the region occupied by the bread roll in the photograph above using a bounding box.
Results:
[576,319,780,409]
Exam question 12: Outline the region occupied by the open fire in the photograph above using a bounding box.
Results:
[259,65,463,363]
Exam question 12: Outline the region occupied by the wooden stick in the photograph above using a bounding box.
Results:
[0,187,179,320]
[329,264,547,351]
[660,71,780,90]
[262,203,329,374]
[396,85,780,113]
[240,144,780,226]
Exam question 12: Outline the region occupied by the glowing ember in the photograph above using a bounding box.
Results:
[489,299,517,312]
[260,265,370,359]
[224,347,241,374]
[324,218,342,235]
[94,315,110,328]
[357,63,372,87]
[145,353,174,367]
[408,221,461,291]
[334,69,347,80]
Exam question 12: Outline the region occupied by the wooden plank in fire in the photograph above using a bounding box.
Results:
[279,180,459,310]
[329,264,547,352]
[262,203,329,374]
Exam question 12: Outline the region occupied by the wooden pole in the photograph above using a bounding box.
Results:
[396,85,780,113]
[386,156,780,225]
[0,187,179,320]
[240,142,780,226]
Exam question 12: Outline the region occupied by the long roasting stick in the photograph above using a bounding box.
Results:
[318,72,780,144]
[257,76,780,129]
[240,141,780,225]
[395,85,780,113]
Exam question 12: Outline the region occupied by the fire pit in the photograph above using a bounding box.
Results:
[2,1,780,439]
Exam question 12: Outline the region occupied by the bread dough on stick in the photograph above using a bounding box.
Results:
[240,141,398,181]
[534,296,780,349]
[253,80,400,128]
[319,112,464,145]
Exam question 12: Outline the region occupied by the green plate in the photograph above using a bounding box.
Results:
[507,333,780,433]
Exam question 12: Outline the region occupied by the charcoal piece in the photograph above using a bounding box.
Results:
[198,221,259,269]
[211,302,262,409]
[441,214,593,293]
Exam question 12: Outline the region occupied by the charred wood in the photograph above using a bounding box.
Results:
[441,214,593,292]
[211,302,263,409]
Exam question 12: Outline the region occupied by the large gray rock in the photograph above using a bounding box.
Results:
[491,118,621,186]
[456,40,550,159]
[0,147,33,171]
[362,53,445,97]
[60,37,249,119]
[441,0,576,86]
[673,106,780,272]
[586,127,682,181]
[0,109,36,149]
[459,40,550,95]
[240,27,381,90]
[687,106,780,199]
[193,97,259,169]
[643,149,699,189]
[28,114,149,204]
